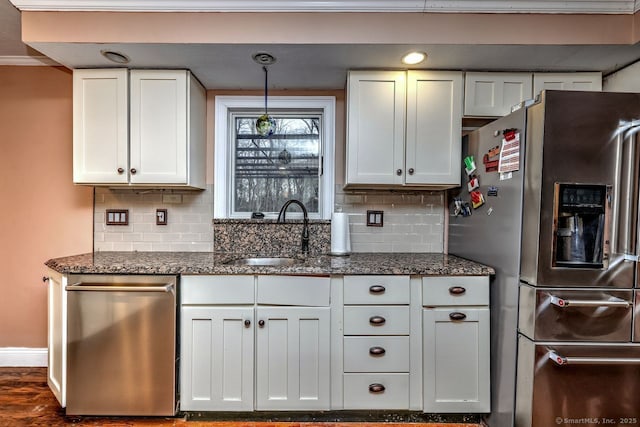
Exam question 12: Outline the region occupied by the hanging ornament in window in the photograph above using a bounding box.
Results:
[278,147,291,165]
[256,64,276,137]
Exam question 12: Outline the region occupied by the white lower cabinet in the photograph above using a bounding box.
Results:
[46,269,67,408]
[255,307,330,410]
[181,274,491,414]
[343,373,410,409]
[342,275,412,410]
[180,306,254,411]
[180,275,331,412]
[422,276,490,413]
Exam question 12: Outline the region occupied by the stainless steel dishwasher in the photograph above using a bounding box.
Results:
[65,275,177,416]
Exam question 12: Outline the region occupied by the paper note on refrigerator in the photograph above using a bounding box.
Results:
[498,132,520,173]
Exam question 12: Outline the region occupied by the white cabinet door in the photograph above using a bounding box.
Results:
[406,70,463,186]
[73,69,128,184]
[423,307,490,413]
[346,70,406,185]
[180,306,254,411]
[255,307,331,410]
[46,270,66,407]
[533,72,602,96]
[464,72,533,117]
[130,70,188,185]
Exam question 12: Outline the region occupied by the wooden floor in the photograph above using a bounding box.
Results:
[0,368,480,427]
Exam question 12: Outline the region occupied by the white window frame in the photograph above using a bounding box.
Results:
[214,95,335,219]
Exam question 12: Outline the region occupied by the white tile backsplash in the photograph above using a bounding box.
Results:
[94,185,214,252]
[336,185,444,253]
[93,183,444,253]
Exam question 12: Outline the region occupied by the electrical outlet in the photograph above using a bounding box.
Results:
[162,194,182,204]
[156,209,168,225]
[366,210,383,227]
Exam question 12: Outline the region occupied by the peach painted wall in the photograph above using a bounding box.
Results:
[22,11,635,46]
[0,66,93,348]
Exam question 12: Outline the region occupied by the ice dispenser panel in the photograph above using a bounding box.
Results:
[553,183,610,269]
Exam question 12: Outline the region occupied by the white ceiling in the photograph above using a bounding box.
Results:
[5,0,640,88]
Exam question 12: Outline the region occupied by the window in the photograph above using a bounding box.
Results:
[214,96,335,219]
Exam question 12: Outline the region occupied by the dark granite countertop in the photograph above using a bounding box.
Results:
[45,252,494,276]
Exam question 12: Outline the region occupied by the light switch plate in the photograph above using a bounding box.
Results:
[106,209,129,226]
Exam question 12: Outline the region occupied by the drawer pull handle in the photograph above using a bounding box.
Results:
[449,312,467,321]
[369,346,386,356]
[369,316,386,325]
[369,383,386,393]
[449,286,466,295]
[369,285,386,294]
[258,320,265,327]
[244,319,251,328]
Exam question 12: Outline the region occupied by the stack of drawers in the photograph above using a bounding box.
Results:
[342,275,411,409]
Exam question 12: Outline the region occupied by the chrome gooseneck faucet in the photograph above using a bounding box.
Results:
[277,200,310,254]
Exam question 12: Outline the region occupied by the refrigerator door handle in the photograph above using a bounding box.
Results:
[612,127,639,257]
[548,294,630,308]
[548,350,640,366]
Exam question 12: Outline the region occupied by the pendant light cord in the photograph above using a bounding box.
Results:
[263,66,268,114]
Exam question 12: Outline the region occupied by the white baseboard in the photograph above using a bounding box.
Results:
[0,347,48,367]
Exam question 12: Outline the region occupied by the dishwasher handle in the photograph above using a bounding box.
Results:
[65,284,175,293]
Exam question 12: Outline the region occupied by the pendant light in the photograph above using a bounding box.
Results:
[253,52,277,137]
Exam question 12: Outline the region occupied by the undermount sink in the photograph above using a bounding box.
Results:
[226,257,303,266]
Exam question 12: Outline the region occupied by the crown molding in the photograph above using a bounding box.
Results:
[0,55,61,66]
[9,0,425,12]
[8,0,638,13]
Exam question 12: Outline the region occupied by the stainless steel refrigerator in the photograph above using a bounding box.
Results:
[448,90,640,427]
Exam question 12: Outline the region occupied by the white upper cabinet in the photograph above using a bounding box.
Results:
[533,72,602,95]
[406,71,463,186]
[346,70,462,189]
[346,70,406,186]
[73,69,129,184]
[464,72,533,117]
[73,69,206,189]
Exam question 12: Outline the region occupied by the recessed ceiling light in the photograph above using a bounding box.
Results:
[402,51,427,65]
[100,50,130,64]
